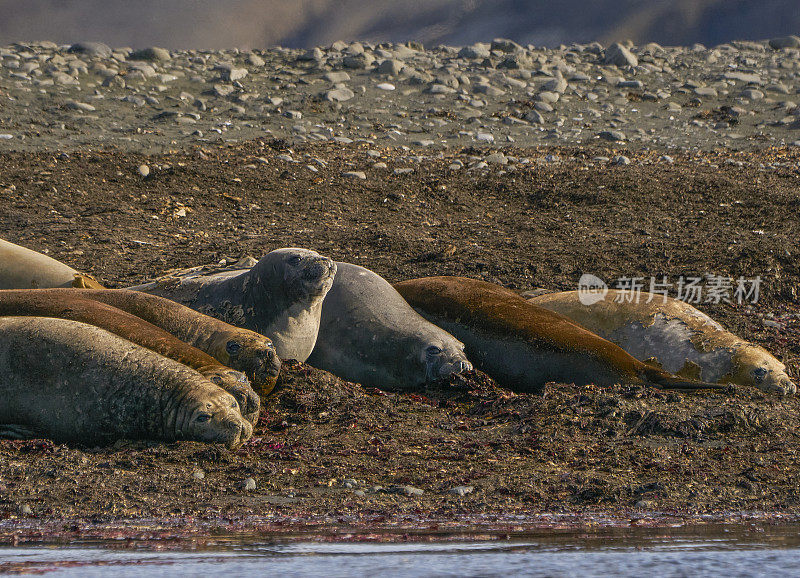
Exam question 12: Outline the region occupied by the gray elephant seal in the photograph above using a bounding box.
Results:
[0,289,261,424]
[307,263,472,389]
[0,238,102,289]
[129,248,336,362]
[61,288,281,397]
[0,316,253,448]
[394,277,728,393]
[530,289,796,395]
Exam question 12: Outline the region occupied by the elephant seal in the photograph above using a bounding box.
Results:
[128,248,336,362]
[63,289,280,396]
[0,316,253,448]
[394,277,728,393]
[0,289,261,424]
[0,238,102,289]
[307,263,472,389]
[529,290,796,395]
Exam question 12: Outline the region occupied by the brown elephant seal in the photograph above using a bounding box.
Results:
[0,316,253,448]
[0,289,261,424]
[394,277,728,393]
[0,238,102,289]
[307,263,472,389]
[128,248,336,362]
[63,289,280,397]
[529,290,796,395]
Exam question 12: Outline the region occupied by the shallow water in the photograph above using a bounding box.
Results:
[4,525,800,577]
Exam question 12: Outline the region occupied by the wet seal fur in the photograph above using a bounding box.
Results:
[530,289,796,395]
[0,316,253,448]
[308,263,472,389]
[394,277,729,393]
[65,288,281,397]
[0,238,102,289]
[129,248,336,362]
[0,289,261,424]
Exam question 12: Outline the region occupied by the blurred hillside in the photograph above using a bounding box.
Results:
[0,0,797,49]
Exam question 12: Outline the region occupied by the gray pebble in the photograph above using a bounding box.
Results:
[449,485,475,496]
[603,43,638,67]
[247,53,265,67]
[741,89,764,100]
[192,469,205,480]
[427,83,457,95]
[542,75,567,93]
[694,87,718,97]
[243,477,257,491]
[65,101,96,112]
[459,44,491,59]
[298,47,324,61]
[137,164,150,177]
[324,71,351,83]
[613,155,631,165]
[130,47,171,61]
[618,80,644,89]
[68,42,112,58]
[769,36,800,50]
[342,171,366,180]
[343,53,374,69]
[491,38,523,53]
[393,485,424,497]
[377,59,404,75]
[598,129,626,141]
[326,87,355,102]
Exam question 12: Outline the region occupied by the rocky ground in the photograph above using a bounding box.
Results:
[0,37,799,154]
[0,39,799,540]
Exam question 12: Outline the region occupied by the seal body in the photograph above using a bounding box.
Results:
[0,238,101,289]
[530,290,796,395]
[0,289,261,424]
[307,263,472,389]
[129,248,336,362]
[394,277,727,393]
[64,288,280,397]
[0,317,252,447]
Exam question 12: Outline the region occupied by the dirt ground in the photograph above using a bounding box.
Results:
[1,140,799,538]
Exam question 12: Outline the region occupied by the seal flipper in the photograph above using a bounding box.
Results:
[0,424,42,439]
[641,367,729,391]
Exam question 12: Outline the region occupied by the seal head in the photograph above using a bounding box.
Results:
[423,342,473,382]
[216,334,281,395]
[728,345,796,395]
[308,262,472,389]
[262,247,337,302]
[178,387,253,449]
[204,368,262,423]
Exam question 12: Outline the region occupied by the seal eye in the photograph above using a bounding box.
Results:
[288,255,302,267]
[195,413,212,423]
[226,340,241,355]
[753,367,769,383]
[210,376,223,385]
[426,345,442,356]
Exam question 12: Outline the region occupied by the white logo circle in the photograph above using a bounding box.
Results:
[578,274,608,306]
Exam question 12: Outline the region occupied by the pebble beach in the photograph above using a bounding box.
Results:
[1,37,799,155]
